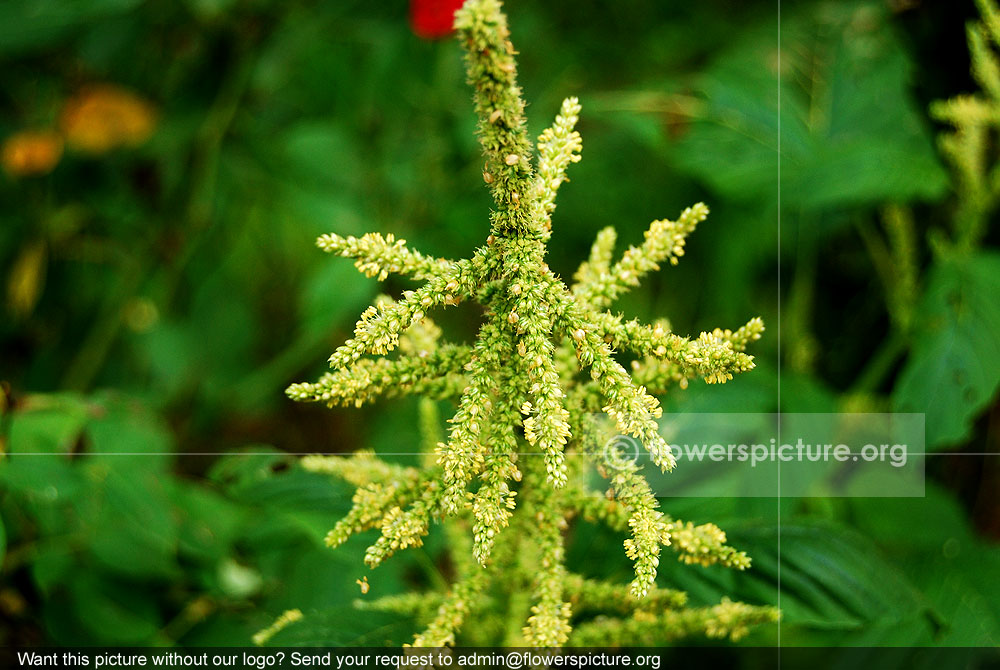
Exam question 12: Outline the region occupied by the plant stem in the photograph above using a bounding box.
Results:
[850,331,906,395]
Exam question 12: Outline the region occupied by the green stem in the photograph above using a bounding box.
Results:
[162,53,255,308]
[60,259,143,391]
[850,331,906,395]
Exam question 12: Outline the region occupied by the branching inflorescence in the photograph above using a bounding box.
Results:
[929,0,1000,250]
[283,0,777,647]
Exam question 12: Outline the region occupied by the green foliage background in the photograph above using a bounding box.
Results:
[1,0,998,651]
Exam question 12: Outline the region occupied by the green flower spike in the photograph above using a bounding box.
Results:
[285,0,777,647]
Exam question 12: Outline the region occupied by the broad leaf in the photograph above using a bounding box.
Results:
[893,252,1000,448]
[659,520,933,634]
[672,1,947,210]
[6,393,92,454]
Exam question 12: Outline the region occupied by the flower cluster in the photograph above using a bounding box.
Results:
[283,0,776,647]
[929,0,1000,250]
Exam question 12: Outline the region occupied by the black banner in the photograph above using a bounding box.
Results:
[4,647,1000,670]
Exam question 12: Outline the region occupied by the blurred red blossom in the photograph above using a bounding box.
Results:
[410,0,464,39]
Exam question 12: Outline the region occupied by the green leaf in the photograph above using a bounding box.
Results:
[738,522,932,630]
[216,457,350,515]
[209,454,353,545]
[85,393,174,471]
[846,482,974,552]
[207,448,289,494]
[271,541,407,613]
[660,520,933,634]
[170,481,247,564]
[263,606,413,647]
[0,457,84,505]
[893,252,1000,448]
[6,393,93,454]
[905,544,1000,646]
[672,1,947,210]
[30,545,75,597]
[849,489,1000,646]
[66,573,163,644]
[0,0,144,55]
[83,465,180,579]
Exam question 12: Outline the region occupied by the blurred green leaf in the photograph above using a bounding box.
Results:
[0,457,84,505]
[905,544,1000,646]
[30,545,75,598]
[65,572,162,644]
[7,393,92,454]
[750,522,931,629]
[0,0,144,55]
[893,251,1000,448]
[86,393,174,470]
[673,1,947,211]
[661,520,933,635]
[84,466,180,579]
[135,321,198,400]
[209,453,352,545]
[849,484,1000,646]
[846,482,973,552]
[171,481,247,564]
[207,448,289,492]
[218,459,349,515]
[263,606,413,646]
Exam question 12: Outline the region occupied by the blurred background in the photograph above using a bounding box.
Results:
[1,0,999,650]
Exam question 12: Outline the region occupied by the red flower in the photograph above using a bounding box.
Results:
[410,0,465,39]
